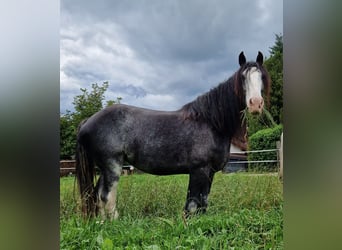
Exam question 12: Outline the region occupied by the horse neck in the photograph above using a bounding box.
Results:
[182,78,244,137]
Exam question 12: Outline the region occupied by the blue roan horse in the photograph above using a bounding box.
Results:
[76,52,271,219]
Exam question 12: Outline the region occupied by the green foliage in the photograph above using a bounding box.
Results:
[72,82,110,128]
[264,34,283,124]
[60,82,121,159]
[107,97,122,107]
[60,111,76,159]
[242,107,277,136]
[248,125,283,170]
[60,173,283,249]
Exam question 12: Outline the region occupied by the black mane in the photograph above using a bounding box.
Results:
[181,75,244,137]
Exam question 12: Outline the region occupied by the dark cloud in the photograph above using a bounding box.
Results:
[60,0,282,112]
[109,83,147,98]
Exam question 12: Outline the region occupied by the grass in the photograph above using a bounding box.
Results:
[60,172,283,249]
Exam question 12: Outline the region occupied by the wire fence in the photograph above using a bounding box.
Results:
[229,148,280,164]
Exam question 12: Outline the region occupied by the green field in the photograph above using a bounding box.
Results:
[60,172,283,249]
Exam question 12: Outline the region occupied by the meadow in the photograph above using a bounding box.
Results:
[60,172,283,249]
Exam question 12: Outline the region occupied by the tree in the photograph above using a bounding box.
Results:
[60,82,121,159]
[106,97,122,107]
[60,111,76,159]
[72,81,110,129]
[264,34,283,124]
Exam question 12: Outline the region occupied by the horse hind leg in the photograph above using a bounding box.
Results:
[96,158,122,220]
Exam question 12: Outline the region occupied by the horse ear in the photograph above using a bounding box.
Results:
[256,51,263,65]
[239,51,246,66]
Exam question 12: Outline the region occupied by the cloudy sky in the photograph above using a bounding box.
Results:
[60,0,282,113]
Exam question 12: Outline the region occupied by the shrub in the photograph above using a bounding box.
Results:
[248,125,283,171]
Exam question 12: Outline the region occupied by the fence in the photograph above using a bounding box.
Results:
[229,148,280,164]
[60,160,76,177]
[226,137,283,179]
[60,138,284,177]
[60,160,134,177]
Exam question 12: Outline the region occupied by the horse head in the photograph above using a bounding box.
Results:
[236,51,270,115]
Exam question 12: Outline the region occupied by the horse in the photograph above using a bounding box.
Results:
[75,51,271,219]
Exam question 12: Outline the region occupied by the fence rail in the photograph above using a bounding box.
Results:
[229,160,279,164]
[229,148,280,164]
[230,148,279,154]
[60,147,282,175]
[60,160,134,176]
[60,167,76,170]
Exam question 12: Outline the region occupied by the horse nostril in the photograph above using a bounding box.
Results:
[249,98,253,105]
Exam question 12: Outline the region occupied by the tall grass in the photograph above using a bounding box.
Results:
[60,173,283,249]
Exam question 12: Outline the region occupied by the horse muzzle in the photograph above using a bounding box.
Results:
[248,97,264,115]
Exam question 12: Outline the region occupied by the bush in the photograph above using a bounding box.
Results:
[248,125,283,171]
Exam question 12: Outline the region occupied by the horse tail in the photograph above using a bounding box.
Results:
[75,119,97,217]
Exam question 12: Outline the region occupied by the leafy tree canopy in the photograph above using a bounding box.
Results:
[264,34,283,124]
[60,82,120,159]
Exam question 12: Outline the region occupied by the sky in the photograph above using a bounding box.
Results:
[60,0,282,113]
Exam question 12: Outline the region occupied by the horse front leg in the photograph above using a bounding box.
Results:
[184,167,214,216]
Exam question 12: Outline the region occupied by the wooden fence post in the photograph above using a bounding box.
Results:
[279,132,283,181]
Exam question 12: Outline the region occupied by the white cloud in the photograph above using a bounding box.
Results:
[131,93,178,111]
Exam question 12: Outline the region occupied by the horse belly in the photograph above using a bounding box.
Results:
[136,164,190,175]
[125,143,192,175]
[131,154,191,175]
